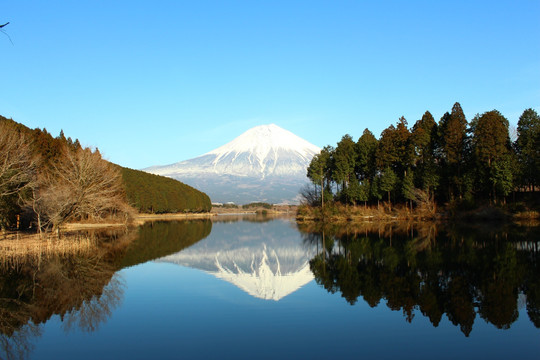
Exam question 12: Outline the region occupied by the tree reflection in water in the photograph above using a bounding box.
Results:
[0,233,128,360]
[0,219,213,360]
[299,221,540,336]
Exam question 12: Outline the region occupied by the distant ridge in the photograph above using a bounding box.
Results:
[145,124,320,204]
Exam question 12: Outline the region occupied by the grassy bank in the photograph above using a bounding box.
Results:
[296,203,437,222]
[296,201,540,224]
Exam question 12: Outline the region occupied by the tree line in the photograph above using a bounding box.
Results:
[306,103,540,210]
[0,115,211,232]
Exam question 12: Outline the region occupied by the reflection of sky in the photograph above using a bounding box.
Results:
[28,220,540,360]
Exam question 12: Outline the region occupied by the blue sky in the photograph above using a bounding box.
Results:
[1,1,539,169]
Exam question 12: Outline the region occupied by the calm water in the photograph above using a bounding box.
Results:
[1,216,539,359]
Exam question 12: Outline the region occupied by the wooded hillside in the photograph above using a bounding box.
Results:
[119,167,211,213]
[0,115,211,230]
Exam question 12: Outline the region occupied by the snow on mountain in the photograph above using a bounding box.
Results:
[157,219,317,301]
[145,124,320,204]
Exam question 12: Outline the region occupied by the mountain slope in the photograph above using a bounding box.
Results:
[146,124,320,204]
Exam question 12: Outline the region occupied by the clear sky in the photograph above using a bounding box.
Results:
[1,1,539,169]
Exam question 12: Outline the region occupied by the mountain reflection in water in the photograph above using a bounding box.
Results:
[298,221,540,337]
[159,217,316,300]
[1,217,539,359]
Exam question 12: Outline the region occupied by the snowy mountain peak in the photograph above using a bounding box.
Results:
[206,124,320,164]
[145,124,320,204]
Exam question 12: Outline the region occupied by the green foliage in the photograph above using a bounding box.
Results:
[302,103,539,210]
[473,110,512,200]
[402,169,415,201]
[355,129,378,181]
[333,134,356,186]
[376,125,399,169]
[119,167,211,213]
[491,155,514,198]
[411,111,439,193]
[516,108,540,190]
[379,166,397,202]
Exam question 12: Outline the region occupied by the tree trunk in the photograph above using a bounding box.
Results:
[321,176,324,210]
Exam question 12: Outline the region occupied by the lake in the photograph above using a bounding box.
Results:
[1,216,539,359]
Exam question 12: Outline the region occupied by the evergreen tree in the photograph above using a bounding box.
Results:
[370,176,383,208]
[516,108,540,191]
[411,111,439,194]
[355,129,377,182]
[379,166,397,208]
[394,116,412,176]
[438,102,468,200]
[402,168,415,209]
[473,110,513,202]
[307,146,334,207]
[333,134,357,191]
[376,125,399,170]
[376,117,411,182]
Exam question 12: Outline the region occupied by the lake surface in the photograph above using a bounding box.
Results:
[1,216,539,359]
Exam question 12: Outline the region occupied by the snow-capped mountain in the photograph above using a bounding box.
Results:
[158,219,317,301]
[145,124,320,204]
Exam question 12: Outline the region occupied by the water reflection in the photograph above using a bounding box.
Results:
[298,221,540,336]
[0,219,212,359]
[0,243,125,360]
[2,218,539,358]
[159,218,317,300]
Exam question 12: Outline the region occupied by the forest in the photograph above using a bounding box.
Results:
[0,115,211,232]
[305,103,540,214]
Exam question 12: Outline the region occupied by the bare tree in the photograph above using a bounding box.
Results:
[0,122,39,228]
[0,122,38,198]
[34,146,129,232]
[299,183,319,206]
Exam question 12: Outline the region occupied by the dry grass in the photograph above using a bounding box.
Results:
[0,232,98,269]
[296,203,439,223]
[131,212,215,225]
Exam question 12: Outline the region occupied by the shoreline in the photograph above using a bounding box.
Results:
[61,209,296,230]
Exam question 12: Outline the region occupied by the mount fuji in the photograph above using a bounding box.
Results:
[145,124,320,204]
